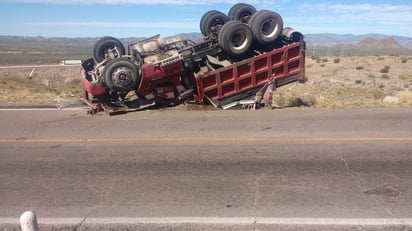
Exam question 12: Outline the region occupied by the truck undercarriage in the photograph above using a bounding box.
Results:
[81,3,306,115]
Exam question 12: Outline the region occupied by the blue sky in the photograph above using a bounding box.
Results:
[1,0,411,38]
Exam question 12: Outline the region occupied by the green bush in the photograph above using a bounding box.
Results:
[399,75,412,83]
[380,66,390,73]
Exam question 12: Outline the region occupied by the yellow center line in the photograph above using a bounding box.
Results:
[0,137,412,143]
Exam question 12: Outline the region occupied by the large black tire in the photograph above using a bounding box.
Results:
[93,36,125,63]
[228,3,256,23]
[218,21,253,57]
[200,10,230,36]
[103,58,140,92]
[200,10,219,35]
[248,10,283,44]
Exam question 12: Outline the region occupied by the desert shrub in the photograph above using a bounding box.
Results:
[396,91,412,105]
[380,66,390,73]
[333,58,340,63]
[381,74,390,79]
[401,59,407,63]
[322,58,329,62]
[372,90,385,100]
[399,75,412,82]
[355,66,364,70]
[273,93,286,107]
[314,95,333,108]
[288,96,316,107]
[355,80,363,84]
[67,78,82,86]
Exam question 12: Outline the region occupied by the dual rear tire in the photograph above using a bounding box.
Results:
[248,10,283,45]
[200,5,284,57]
[218,21,253,57]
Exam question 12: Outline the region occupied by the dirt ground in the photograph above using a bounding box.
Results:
[273,55,412,108]
[0,66,82,106]
[0,55,411,109]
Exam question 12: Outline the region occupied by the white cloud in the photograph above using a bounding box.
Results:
[4,0,264,5]
[300,3,412,23]
[293,3,412,36]
[28,21,198,29]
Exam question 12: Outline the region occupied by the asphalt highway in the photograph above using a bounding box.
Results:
[0,107,411,230]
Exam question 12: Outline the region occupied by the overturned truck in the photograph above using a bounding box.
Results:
[81,3,306,114]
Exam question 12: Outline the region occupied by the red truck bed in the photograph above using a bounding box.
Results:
[195,41,306,106]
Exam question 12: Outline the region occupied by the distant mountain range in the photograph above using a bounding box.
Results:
[304,34,412,48]
[1,33,412,56]
[303,34,412,55]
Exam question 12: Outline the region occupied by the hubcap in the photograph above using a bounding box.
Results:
[111,67,133,88]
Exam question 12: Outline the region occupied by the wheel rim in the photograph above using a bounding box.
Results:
[111,66,134,88]
[261,20,278,39]
[231,31,248,51]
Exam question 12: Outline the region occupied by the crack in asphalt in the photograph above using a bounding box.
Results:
[341,154,368,190]
[341,154,399,218]
[75,215,88,231]
[73,177,119,230]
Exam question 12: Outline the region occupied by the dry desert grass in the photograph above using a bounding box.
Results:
[0,55,411,108]
[0,66,82,105]
[273,55,412,108]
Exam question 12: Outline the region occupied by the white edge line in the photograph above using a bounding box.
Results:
[1,217,412,226]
